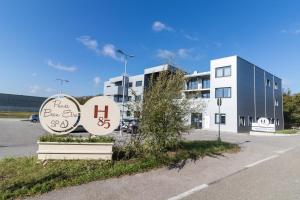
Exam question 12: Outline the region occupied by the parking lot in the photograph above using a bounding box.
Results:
[0,118,45,159]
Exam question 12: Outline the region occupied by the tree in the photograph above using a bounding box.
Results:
[283,89,300,128]
[131,70,203,158]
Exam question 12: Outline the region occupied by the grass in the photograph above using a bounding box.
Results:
[0,140,239,200]
[39,134,114,143]
[275,129,299,134]
[0,111,36,119]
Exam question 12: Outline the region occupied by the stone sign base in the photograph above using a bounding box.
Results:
[250,131,292,136]
[37,142,113,160]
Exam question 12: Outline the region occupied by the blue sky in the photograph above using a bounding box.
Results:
[0,0,300,97]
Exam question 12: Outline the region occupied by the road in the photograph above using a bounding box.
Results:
[185,147,300,200]
[28,130,300,200]
[0,118,45,159]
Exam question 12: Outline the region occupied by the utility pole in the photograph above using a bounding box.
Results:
[217,97,222,142]
[116,49,134,136]
[56,78,70,94]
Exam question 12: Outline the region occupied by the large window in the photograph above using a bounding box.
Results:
[187,78,199,90]
[115,81,122,86]
[274,82,278,89]
[215,66,231,78]
[215,113,226,124]
[248,116,253,126]
[136,81,143,87]
[201,91,210,98]
[202,79,210,88]
[239,116,246,127]
[275,99,279,106]
[215,87,231,98]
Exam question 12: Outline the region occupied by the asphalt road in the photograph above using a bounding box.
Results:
[28,130,300,200]
[185,147,300,200]
[0,118,45,159]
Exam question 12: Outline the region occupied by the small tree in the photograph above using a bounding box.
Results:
[138,71,190,157]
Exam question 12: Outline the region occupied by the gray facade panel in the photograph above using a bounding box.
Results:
[237,58,255,132]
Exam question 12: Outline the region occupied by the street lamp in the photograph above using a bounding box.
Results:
[56,78,70,94]
[116,49,134,136]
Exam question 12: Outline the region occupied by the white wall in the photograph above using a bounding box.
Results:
[208,56,238,132]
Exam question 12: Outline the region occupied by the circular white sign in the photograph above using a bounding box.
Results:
[257,117,270,126]
[81,96,120,135]
[39,94,81,135]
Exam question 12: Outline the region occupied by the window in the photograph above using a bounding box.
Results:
[115,81,122,86]
[215,66,231,78]
[266,79,271,87]
[128,96,132,101]
[276,119,280,126]
[274,82,278,89]
[136,81,142,87]
[135,95,141,102]
[202,79,210,89]
[215,113,226,124]
[106,85,111,88]
[275,99,279,106]
[126,111,131,117]
[239,116,246,127]
[248,116,253,126]
[201,91,210,98]
[215,87,231,98]
[114,95,123,102]
[128,82,133,87]
[187,78,199,90]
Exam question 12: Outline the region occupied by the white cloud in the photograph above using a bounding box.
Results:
[213,42,222,48]
[156,49,176,60]
[282,29,300,34]
[32,72,37,77]
[152,21,173,32]
[94,76,101,86]
[77,36,121,61]
[29,85,40,94]
[77,36,100,54]
[157,48,203,61]
[47,59,77,72]
[184,34,199,41]
[45,87,55,93]
[101,44,119,60]
[177,48,190,58]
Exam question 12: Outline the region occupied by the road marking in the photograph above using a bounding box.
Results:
[245,155,279,168]
[275,147,294,154]
[167,184,208,200]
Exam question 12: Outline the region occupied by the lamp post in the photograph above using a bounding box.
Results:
[116,49,134,136]
[217,97,222,142]
[56,78,70,94]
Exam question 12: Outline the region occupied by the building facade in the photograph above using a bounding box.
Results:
[0,93,46,112]
[103,56,284,133]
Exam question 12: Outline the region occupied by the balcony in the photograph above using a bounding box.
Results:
[104,86,128,96]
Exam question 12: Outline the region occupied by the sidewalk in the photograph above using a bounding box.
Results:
[29,131,300,200]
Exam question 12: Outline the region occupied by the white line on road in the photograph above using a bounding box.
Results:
[245,155,279,168]
[275,147,295,154]
[167,184,208,200]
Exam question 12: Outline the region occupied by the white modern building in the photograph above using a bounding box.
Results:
[103,55,284,133]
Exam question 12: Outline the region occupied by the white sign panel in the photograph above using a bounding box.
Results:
[39,94,120,136]
[81,96,120,135]
[39,94,81,135]
[252,117,275,133]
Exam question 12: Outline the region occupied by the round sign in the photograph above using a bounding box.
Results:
[39,94,81,135]
[257,117,270,126]
[81,96,120,135]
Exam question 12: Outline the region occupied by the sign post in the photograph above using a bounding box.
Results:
[217,98,222,142]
